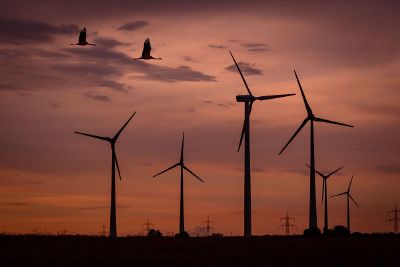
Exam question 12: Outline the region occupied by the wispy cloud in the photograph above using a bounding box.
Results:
[225,62,263,75]
[84,91,111,102]
[94,37,130,49]
[63,47,216,83]
[209,44,227,49]
[241,42,269,53]
[117,20,149,31]
[376,165,400,174]
[0,16,78,44]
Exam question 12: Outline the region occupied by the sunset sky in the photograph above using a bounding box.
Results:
[0,0,399,236]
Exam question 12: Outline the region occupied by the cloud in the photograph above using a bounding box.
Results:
[52,62,133,92]
[49,101,61,108]
[182,56,200,63]
[52,62,122,77]
[0,16,78,44]
[209,44,227,49]
[94,37,129,48]
[84,91,111,102]
[0,82,25,91]
[286,168,309,176]
[3,202,29,207]
[78,205,129,211]
[376,165,400,174]
[186,107,196,113]
[242,43,267,48]
[234,166,267,173]
[139,65,216,82]
[63,47,216,82]
[242,42,269,53]
[98,80,131,92]
[117,20,149,31]
[248,48,269,52]
[225,62,263,75]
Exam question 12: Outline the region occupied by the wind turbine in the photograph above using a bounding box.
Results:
[229,51,295,236]
[74,111,136,238]
[306,164,343,233]
[279,70,353,230]
[152,132,204,235]
[331,175,359,232]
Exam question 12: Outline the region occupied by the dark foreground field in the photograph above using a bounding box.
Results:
[0,235,399,266]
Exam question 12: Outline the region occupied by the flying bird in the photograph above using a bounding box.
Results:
[71,27,95,46]
[136,38,161,60]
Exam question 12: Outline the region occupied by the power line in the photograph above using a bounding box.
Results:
[279,211,297,235]
[386,202,399,233]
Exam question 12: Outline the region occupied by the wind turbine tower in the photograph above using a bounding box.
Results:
[306,164,343,233]
[229,51,295,236]
[331,176,359,232]
[74,111,136,238]
[152,132,204,235]
[279,71,353,230]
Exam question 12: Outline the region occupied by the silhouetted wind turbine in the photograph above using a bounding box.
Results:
[74,111,136,238]
[279,71,353,230]
[331,175,359,232]
[70,27,95,46]
[306,164,343,233]
[136,38,162,60]
[152,132,204,235]
[229,51,295,237]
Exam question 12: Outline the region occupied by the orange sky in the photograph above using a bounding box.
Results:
[0,1,399,235]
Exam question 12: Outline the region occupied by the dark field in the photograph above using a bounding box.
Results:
[0,235,399,266]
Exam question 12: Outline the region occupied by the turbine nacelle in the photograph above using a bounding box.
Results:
[331,176,359,207]
[152,132,204,183]
[229,51,295,152]
[236,95,254,102]
[279,72,353,155]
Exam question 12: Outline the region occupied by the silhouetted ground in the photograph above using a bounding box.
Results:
[0,234,399,266]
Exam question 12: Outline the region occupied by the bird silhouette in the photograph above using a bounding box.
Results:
[136,38,161,60]
[70,27,95,46]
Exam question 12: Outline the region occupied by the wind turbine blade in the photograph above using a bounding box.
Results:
[113,111,137,140]
[113,149,122,180]
[229,50,252,96]
[314,117,353,128]
[181,132,184,162]
[348,175,354,192]
[326,166,343,178]
[322,179,325,202]
[305,163,325,178]
[249,101,254,114]
[238,102,252,152]
[237,119,245,152]
[294,70,312,115]
[349,194,359,207]
[279,118,309,155]
[183,165,204,183]
[74,131,110,142]
[256,93,295,101]
[152,163,180,178]
[330,192,347,197]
